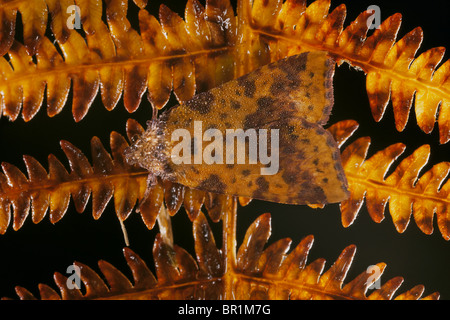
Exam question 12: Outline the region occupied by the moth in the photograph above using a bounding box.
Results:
[124,51,349,206]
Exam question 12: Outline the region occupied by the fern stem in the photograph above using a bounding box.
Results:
[0,48,233,86]
[222,196,238,299]
[346,172,450,206]
[118,218,130,247]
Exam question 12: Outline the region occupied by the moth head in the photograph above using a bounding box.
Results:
[123,122,170,177]
[123,134,148,166]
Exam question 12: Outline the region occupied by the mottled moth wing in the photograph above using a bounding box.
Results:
[125,51,349,205]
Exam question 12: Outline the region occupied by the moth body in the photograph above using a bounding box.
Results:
[124,51,349,206]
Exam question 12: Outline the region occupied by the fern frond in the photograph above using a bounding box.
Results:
[339,136,450,240]
[326,119,450,239]
[0,117,222,233]
[0,118,358,234]
[0,0,448,299]
[326,119,359,148]
[0,119,145,232]
[0,0,47,56]
[7,212,439,300]
[4,0,449,144]
[0,0,148,57]
[0,0,236,122]
[241,0,450,143]
[0,114,257,234]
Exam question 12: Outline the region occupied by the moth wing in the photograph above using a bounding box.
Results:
[173,115,349,205]
[125,51,347,205]
[175,51,335,126]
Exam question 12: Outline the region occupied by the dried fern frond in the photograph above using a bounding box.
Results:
[0,0,448,300]
[0,0,148,57]
[0,118,355,235]
[0,117,233,233]
[3,0,450,146]
[6,212,439,300]
[337,135,450,240]
[326,119,359,148]
[326,119,450,239]
[0,119,357,234]
[0,121,144,233]
[0,0,47,57]
[0,0,235,122]
[239,0,450,143]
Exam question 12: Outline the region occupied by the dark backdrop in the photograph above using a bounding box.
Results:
[0,0,449,300]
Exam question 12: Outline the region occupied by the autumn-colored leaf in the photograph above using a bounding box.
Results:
[5,213,439,300]
[240,0,450,143]
[0,0,235,122]
[338,136,450,240]
[0,0,47,56]
[0,123,146,233]
[0,0,448,301]
[1,0,449,145]
[0,118,229,234]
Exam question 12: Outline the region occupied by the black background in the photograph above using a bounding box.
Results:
[0,0,449,301]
